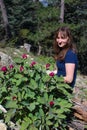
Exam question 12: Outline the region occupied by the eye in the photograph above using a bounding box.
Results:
[61,36,65,39]
[57,37,60,39]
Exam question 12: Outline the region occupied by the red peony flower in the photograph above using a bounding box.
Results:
[20,66,24,72]
[49,72,55,77]
[9,64,14,69]
[30,61,36,67]
[22,54,27,59]
[49,101,54,107]
[46,63,50,69]
[1,66,8,72]
[12,96,17,101]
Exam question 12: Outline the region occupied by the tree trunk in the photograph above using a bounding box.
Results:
[59,0,64,23]
[37,42,42,55]
[0,0,11,40]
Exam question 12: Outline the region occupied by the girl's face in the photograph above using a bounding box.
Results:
[56,31,69,48]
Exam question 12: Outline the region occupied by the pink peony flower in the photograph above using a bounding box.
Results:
[49,101,54,107]
[20,66,24,72]
[1,66,8,72]
[46,63,50,69]
[9,64,14,69]
[22,54,27,59]
[30,61,36,67]
[49,72,55,77]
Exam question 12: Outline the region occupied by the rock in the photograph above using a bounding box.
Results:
[0,52,14,68]
[24,43,31,53]
[0,105,7,113]
[0,122,7,130]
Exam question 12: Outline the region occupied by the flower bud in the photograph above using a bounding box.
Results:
[1,66,8,72]
[49,101,54,107]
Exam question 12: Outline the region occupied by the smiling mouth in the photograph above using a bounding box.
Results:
[59,43,62,45]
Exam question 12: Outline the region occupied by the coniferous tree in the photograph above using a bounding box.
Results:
[0,0,11,40]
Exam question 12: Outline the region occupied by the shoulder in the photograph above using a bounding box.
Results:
[65,49,78,63]
[66,49,76,55]
[66,49,77,58]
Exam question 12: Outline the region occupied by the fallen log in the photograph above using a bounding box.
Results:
[71,98,87,122]
[73,105,87,122]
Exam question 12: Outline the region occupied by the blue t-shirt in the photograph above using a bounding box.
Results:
[56,50,78,87]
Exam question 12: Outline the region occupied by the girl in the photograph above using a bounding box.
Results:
[53,26,78,88]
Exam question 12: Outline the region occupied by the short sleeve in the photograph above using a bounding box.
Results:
[65,50,77,63]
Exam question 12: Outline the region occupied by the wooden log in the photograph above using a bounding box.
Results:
[73,105,87,122]
[68,126,74,130]
[71,98,87,122]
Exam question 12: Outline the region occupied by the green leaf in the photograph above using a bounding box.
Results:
[35,74,41,81]
[21,91,25,99]
[48,95,53,102]
[44,92,48,102]
[54,76,64,82]
[28,102,36,112]
[46,120,53,125]
[11,86,19,93]
[54,122,59,127]
[30,71,35,77]
[37,96,46,104]
[45,125,50,130]
[21,101,29,106]
[1,86,7,93]
[5,101,18,108]
[55,109,64,114]
[20,117,32,130]
[14,58,23,64]
[46,115,54,120]
[14,74,23,79]
[29,79,38,90]
[16,79,22,86]
[25,89,35,99]
[59,114,66,119]
[22,77,28,81]
[5,74,10,79]
[39,109,44,117]
[64,103,72,108]
[18,92,22,101]
[5,109,16,123]
[49,86,55,91]
[42,75,50,82]
[63,108,71,112]
[29,125,38,130]
[0,72,5,78]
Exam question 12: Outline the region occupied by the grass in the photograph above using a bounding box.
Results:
[0,46,55,67]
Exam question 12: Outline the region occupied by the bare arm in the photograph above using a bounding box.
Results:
[64,63,75,83]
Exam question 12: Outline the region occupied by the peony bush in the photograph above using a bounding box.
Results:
[0,54,73,130]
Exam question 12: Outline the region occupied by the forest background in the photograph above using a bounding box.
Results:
[0,0,87,75]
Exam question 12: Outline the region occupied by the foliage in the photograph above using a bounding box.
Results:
[0,54,73,130]
[1,0,60,50]
[1,0,87,74]
[78,51,87,75]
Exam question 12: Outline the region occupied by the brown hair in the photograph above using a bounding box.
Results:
[53,26,77,60]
